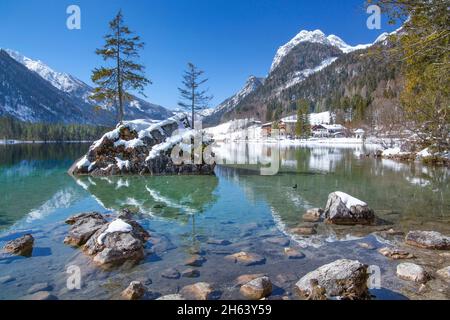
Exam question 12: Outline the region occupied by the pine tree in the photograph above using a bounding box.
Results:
[178,63,212,129]
[91,10,151,124]
[295,99,310,138]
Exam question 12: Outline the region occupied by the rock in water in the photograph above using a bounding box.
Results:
[396,263,429,283]
[121,281,146,300]
[378,247,415,260]
[324,192,375,225]
[180,282,217,300]
[302,208,323,222]
[3,234,34,256]
[405,231,450,250]
[240,276,272,300]
[225,252,266,266]
[64,212,107,246]
[295,259,370,299]
[64,212,150,268]
[235,274,267,287]
[306,279,327,300]
[68,114,215,177]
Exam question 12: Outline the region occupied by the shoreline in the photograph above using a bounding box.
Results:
[0,140,94,145]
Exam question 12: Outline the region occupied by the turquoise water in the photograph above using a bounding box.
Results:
[0,143,449,300]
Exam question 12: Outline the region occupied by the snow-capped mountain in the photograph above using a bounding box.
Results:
[203,76,265,125]
[1,49,172,124]
[270,30,371,72]
[214,28,402,124]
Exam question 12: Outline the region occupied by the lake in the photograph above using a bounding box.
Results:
[0,143,449,300]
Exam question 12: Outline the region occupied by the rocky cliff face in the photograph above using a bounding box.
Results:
[69,114,215,176]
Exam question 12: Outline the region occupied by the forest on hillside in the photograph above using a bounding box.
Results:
[0,117,111,142]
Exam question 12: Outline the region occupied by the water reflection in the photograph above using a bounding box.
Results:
[75,175,219,223]
[216,143,450,246]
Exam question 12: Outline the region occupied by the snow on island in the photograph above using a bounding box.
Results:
[69,113,215,176]
[334,191,367,210]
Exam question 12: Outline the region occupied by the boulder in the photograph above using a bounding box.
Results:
[396,263,429,283]
[3,234,34,256]
[405,231,450,250]
[324,192,375,225]
[64,212,107,246]
[235,274,267,287]
[121,281,146,300]
[240,276,272,300]
[436,266,450,282]
[295,259,370,299]
[378,247,415,260]
[302,208,323,222]
[306,279,327,300]
[180,282,217,300]
[225,252,266,266]
[81,217,149,268]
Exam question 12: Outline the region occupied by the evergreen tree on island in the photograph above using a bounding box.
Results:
[178,63,213,129]
[91,10,151,124]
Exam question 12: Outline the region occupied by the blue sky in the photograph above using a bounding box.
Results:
[0,0,399,109]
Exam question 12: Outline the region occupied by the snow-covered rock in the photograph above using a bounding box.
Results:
[324,192,375,225]
[69,113,215,176]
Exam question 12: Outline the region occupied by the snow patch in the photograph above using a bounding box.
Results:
[334,191,367,209]
[97,219,133,245]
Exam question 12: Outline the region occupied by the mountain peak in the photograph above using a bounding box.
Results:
[270,29,372,72]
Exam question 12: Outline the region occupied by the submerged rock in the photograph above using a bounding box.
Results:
[121,281,146,300]
[378,247,415,260]
[324,192,375,225]
[161,268,181,279]
[264,237,290,246]
[0,275,15,284]
[21,291,58,300]
[290,226,317,236]
[240,276,272,300]
[180,282,218,300]
[68,114,215,177]
[396,263,429,283]
[64,212,107,246]
[181,268,200,278]
[225,252,266,266]
[3,234,34,256]
[27,282,53,294]
[295,259,370,299]
[185,255,206,267]
[405,231,450,250]
[302,208,323,223]
[284,248,305,259]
